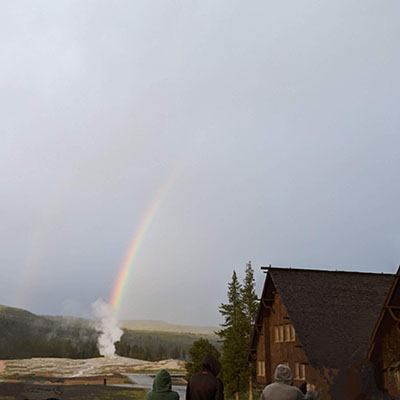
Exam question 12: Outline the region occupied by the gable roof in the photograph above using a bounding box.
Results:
[250,267,394,370]
[249,270,274,361]
[367,266,400,360]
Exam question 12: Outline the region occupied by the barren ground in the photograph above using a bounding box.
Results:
[0,356,186,380]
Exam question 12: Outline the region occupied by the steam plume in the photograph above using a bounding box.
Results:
[92,299,122,357]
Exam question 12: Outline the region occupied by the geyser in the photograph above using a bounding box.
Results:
[92,299,122,357]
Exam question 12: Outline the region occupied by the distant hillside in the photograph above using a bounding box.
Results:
[119,320,218,336]
[43,314,94,328]
[0,304,99,359]
[0,305,218,361]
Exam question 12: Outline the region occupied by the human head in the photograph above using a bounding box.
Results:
[274,364,293,385]
[202,353,221,376]
[152,369,172,391]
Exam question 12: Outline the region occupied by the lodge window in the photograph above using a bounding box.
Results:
[290,324,296,341]
[274,326,279,342]
[274,324,296,342]
[294,363,306,380]
[285,324,290,341]
[279,325,284,342]
[257,361,265,376]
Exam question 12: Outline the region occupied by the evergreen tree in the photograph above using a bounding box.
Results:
[241,262,258,333]
[185,338,220,380]
[217,270,248,400]
[241,262,259,400]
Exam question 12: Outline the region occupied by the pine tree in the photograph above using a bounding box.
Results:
[241,262,259,400]
[185,338,220,380]
[241,262,258,333]
[217,270,248,400]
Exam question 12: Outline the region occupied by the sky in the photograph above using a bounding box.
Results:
[1,0,400,326]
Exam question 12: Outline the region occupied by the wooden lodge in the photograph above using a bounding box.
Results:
[248,267,396,400]
[367,267,400,398]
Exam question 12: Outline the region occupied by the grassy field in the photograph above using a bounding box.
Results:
[0,382,147,400]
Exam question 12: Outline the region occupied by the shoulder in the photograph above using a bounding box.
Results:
[291,386,304,393]
[262,382,278,391]
[188,372,202,382]
[144,391,154,400]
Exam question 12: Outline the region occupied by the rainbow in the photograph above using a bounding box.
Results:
[109,184,169,311]
[109,136,200,312]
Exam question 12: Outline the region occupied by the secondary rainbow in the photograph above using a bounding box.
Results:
[109,185,169,311]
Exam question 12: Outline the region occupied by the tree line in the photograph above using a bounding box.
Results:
[0,309,101,359]
[115,341,186,361]
[0,338,100,359]
[115,329,218,361]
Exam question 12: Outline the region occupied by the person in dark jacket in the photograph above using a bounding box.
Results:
[145,369,180,400]
[186,354,224,400]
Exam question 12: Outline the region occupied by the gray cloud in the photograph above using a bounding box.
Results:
[1,0,399,325]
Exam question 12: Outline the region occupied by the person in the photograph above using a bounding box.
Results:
[145,369,180,400]
[305,387,320,400]
[298,381,307,395]
[299,382,320,400]
[260,364,305,400]
[186,353,224,400]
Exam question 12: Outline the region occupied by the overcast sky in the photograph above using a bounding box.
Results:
[1,1,400,326]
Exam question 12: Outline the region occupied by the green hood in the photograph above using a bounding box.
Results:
[152,369,172,392]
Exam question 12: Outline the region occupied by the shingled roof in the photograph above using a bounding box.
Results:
[253,267,394,370]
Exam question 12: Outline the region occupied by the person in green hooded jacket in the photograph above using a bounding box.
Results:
[145,369,180,400]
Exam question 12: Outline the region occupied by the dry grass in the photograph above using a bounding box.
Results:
[0,382,147,400]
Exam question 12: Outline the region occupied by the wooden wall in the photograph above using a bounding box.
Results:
[371,312,400,398]
[255,292,332,399]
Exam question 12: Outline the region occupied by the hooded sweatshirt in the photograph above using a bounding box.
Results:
[260,365,305,400]
[186,354,224,400]
[145,369,180,400]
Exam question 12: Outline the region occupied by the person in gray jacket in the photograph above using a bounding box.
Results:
[260,364,305,400]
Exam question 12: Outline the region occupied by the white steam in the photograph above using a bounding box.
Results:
[92,299,123,357]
